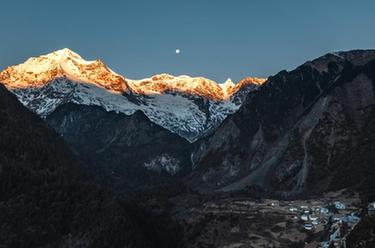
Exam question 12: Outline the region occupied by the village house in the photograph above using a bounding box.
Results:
[368,202,375,216]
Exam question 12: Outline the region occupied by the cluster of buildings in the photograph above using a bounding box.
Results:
[204,197,373,247]
[287,201,361,247]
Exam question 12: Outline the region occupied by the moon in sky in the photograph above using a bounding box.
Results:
[175,49,180,54]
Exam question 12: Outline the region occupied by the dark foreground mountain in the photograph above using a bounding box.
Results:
[191,50,375,198]
[0,84,181,248]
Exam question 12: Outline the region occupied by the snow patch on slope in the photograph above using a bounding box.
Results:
[144,154,181,175]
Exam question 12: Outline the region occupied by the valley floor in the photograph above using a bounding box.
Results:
[167,189,362,248]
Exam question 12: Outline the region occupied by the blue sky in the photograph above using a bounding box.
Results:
[1,0,374,82]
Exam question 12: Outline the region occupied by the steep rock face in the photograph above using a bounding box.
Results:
[191,50,375,195]
[0,84,166,248]
[46,103,193,191]
[1,49,265,142]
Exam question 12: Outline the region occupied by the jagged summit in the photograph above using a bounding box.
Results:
[0,49,266,101]
[0,48,128,92]
[128,74,264,100]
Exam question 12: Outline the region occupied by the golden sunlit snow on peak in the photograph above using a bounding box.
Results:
[0,48,128,92]
[233,77,267,91]
[0,49,267,101]
[127,74,229,100]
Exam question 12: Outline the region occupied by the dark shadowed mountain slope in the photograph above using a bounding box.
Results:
[191,50,375,196]
[46,103,193,192]
[0,84,180,248]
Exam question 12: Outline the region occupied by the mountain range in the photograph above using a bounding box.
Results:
[1,48,375,247]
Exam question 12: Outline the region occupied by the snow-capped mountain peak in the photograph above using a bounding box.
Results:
[0,48,127,92]
[0,49,266,142]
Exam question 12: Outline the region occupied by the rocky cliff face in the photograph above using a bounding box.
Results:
[46,103,194,191]
[191,50,375,196]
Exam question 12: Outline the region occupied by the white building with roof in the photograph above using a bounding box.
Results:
[368,202,375,216]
